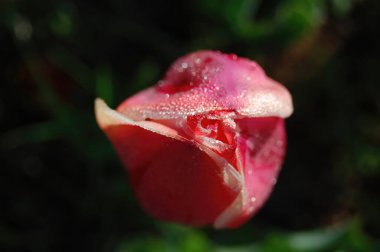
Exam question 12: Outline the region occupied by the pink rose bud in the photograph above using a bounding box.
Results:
[95,51,293,228]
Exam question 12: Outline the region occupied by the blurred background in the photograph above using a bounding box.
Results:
[1,0,379,251]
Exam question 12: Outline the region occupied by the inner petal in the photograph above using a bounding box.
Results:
[148,113,237,157]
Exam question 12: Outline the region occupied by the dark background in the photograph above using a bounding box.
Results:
[1,0,379,251]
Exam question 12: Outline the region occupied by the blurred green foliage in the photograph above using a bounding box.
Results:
[0,0,379,251]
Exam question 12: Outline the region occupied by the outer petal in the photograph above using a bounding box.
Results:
[215,117,286,228]
[117,51,293,121]
[95,99,241,226]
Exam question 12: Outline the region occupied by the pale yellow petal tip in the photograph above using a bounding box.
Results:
[284,90,294,118]
[95,98,135,129]
[95,98,109,129]
[264,78,294,118]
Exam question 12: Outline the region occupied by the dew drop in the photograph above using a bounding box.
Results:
[246,138,255,150]
[181,62,188,69]
[227,53,238,61]
[271,178,277,185]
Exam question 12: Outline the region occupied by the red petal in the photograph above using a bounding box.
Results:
[95,99,241,226]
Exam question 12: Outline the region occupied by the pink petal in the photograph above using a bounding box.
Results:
[215,117,286,228]
[117,51,292,121]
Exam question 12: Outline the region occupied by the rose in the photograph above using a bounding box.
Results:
[95,51,293,228]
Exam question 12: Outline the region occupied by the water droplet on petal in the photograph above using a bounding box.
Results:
[227,54,238,61]
[271,178,277,185]
[181,62,188,69]
[246,138,255,150]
